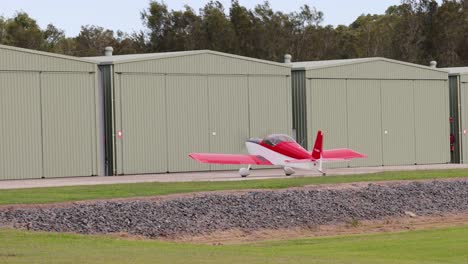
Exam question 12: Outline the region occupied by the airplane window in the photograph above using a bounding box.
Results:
[263,134,294,146]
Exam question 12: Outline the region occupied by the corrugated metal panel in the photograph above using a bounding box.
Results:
[381,80,415,165]
[0,45,95,72]
[347,80,383,167]
[461,74,468,83]
[208,76,250,171]
[249,76,292,137]
[117,74,168,174]
[41,72,97,177]
[414,80,450,164]
[166,75,210,172]
[305,60,447,80]
[461,83,468,164]
[114,53,290,76]
[0,72,42,180]
[292,70,308,147]
[307,79,348,168]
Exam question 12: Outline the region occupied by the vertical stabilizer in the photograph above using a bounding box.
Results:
[311,131,323,160]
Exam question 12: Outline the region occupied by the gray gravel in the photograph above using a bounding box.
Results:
[1,180,467,238]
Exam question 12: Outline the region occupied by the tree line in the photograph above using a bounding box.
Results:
[0,0,467,67]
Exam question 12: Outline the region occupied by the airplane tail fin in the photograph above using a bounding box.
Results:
[311,130,323,160]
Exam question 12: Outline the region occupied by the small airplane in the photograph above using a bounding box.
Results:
[189,130,367,177]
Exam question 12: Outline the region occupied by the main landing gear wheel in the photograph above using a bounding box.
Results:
[283,167,295,176]
[239,165,251,178]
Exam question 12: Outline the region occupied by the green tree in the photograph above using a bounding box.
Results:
[73,25,117,56]
[3,12,44,49]
[200,1,237,53]
[229,0,256,56]
[0,16,5,44]
[433,0,467,66]
[42,24,66,52]
[141,1,171,51]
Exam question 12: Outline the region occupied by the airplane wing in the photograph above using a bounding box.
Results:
[189,153,272,165]
[322,148,367,160]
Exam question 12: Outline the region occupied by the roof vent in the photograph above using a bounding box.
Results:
[284,54,292,64]
[429,60,437,68]
[104,46,114,56]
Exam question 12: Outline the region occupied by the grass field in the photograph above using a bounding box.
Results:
[1,226,467,264]
[1,169,468,205]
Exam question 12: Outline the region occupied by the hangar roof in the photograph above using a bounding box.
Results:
[0,44,96,72]
[442,67,468,75]
[85,50,290,68]
[291,57,447,73]
[0,44,95,64]
[291,57,448,80]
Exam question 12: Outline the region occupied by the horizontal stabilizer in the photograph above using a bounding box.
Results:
[322,148,367,160]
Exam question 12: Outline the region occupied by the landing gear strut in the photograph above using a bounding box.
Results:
[317,158,326,176]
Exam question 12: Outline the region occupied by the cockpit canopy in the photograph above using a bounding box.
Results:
[263,134,295,146]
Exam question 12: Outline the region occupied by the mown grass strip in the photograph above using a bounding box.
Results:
[1,225,468,264]
[0,169,467,205]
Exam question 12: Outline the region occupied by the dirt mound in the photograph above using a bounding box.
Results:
[1,180,467,239]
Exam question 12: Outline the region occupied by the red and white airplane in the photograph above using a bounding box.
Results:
[189,131,366,177]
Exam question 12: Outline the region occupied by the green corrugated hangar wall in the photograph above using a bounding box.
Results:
[93,51,292,175]
[0,45,102,180]
[292,58,450,168]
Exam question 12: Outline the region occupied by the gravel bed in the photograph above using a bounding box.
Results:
[1,180,467,238]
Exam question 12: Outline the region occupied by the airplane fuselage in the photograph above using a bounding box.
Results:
[245,141,316,170]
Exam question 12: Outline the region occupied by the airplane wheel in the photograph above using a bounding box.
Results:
[322,173,326,176]
[239,168,250,178]
[283,167,295,176]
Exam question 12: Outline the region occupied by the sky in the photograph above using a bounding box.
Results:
[0,0,431,37]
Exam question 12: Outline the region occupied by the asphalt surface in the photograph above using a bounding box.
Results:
[1,164,467,190]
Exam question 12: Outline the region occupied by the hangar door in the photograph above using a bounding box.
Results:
[0,72,42,180]
[381,81,415,166]
[41,73,97,178]
[309,79,418,166]
[308,79,447,168]
[307,79,348,169]
[0,72,97,180]
[165,75,210,172]
[208,76,250,171]
[166,75,252,172]
[413,80,449,164]
[116,74,168,174]
[346,80,382,167]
